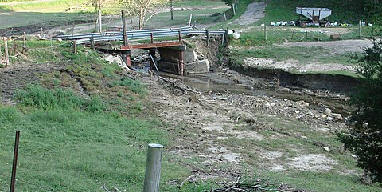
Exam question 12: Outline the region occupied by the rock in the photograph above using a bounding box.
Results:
[185,59,210,74]
[324,147,330,152]
[332,113,342,120]
[184,49,198,63]
[324,108,332,116]
[297,100,310,107]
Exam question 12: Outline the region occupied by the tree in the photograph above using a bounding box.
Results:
[120,0,169,30]
[338,40,382,183]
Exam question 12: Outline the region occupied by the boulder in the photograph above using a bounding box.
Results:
[185,59,210,74]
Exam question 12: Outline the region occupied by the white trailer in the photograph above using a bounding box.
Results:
[296,7,332,22]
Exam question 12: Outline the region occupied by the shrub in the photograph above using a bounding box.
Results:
[338,40,382,183]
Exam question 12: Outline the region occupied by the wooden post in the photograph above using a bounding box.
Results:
[359,20,362,38]
[170,0,174,20]
[178,30,182,42]
[150,33,154,43]
[122,10,128,46]
[206,30,210,46]
[4,38,9,67]
[71,23,75,36]
[143,143,163,192]
[305,31,308,40]
[12,40,17,56]
[72,41,77,54]
[232,3,236,16]
[264,24,268,41]
[178,50,184,76]
[0,43,2,65]
[188,14,193,26]
[91,37,95,50]
[149,49,155,70]
[40,28,43,38]
[10,131,20,192]
[98,9,102,33]
[223,13,227,21]
[22,32,26,54]
[224,29,229,45]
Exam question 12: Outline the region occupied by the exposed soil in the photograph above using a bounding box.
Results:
[280,39,374,55]
[139,66,352,182]
[233,2,266,26]
[0,61,65,104]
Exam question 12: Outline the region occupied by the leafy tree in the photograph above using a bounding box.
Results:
[339,40,382,183]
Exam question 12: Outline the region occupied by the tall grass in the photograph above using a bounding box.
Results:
[15,85,106,112]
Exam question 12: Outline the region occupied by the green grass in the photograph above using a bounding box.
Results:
[0,0,88,13]
[173,0,226,8]
[0,97,187,191]
[229,45,357,76]
[231,46,353,65]
[0,39,194,191]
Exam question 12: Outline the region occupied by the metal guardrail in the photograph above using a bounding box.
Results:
[55,26,226,45]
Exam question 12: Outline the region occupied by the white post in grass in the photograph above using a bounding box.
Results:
[359,20,362,38]
[143,143,163,192]
[232,3,236,16]
[98,9,102,34]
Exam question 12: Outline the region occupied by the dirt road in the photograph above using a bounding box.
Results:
[234,2,266,26]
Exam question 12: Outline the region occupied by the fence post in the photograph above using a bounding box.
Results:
[232,3,236,16]
[188,14,193,26]
[10,131,20,192]
[305,31,308,40]
[143,143,163,192]
[98,9,102,34]
[22,32,26,54]
[264,23,267,41]
[170,0,174,20]
[359,20,362,38]
[206,30,210,46]
[4,37,9,67]
[122,10,128,46]
[72,41,77,54]
[0,43,2,65]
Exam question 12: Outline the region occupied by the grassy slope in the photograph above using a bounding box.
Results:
[0,0,91,29]
[0,40,193,191]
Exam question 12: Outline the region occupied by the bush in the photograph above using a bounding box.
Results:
[338,40,382,183]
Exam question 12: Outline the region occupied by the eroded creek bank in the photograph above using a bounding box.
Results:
[137,38,361,187]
